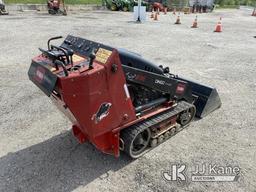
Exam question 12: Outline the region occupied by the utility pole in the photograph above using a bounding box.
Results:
[137,0,142,22]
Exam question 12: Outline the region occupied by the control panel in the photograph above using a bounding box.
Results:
[61,35,114,59]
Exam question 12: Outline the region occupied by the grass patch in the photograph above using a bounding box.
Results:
[5,0,102,4]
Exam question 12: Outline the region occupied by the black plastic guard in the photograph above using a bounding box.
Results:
[177,77,222,118]
[28,61,57,97]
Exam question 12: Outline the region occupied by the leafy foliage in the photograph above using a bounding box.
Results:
[215,0,256,6]
[5,0,102,4]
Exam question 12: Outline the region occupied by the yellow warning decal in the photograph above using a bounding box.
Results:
[73,54,85,63]
[44,64,56,72]
[49,67,56,72]
[96,48,112,64]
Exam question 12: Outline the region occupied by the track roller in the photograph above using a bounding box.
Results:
[121,101,196,158]
[163,131,170,139]
[170,127,176,136]
[150,138,158,147]
[157,135,164,143]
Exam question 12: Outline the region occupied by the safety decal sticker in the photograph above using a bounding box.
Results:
[91,102,112,124]
[72,54,85,63]
[95,48,112,64]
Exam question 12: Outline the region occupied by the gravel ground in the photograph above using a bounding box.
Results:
[0,9,256,192]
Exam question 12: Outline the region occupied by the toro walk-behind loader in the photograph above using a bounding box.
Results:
[47,0,67,15]
[28,36,221,158]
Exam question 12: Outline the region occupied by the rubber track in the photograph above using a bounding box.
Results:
[121,101,195,157]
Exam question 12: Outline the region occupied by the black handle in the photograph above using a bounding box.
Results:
[47,36,63,50]
[89,49,96,69]
[51,45,70,65]
[55,60,68,77]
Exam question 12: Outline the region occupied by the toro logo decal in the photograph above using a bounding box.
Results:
[35,66,45,83]
[176,83,186,94]
[92,103,112,124]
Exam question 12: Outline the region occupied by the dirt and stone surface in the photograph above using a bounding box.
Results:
[0,8,256,192]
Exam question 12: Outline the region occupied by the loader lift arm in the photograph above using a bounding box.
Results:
[122,65,194,104]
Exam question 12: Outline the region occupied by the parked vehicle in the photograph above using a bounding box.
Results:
[0,0,8,15]
[105,0,149,11]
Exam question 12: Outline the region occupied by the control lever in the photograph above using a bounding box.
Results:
[47,36,63,50]
[68,49,74,67]
[51,45,70,65]
[51,45,74,67]
[89,49,96,69]
[39,47,59,70]
[55,60,68,77]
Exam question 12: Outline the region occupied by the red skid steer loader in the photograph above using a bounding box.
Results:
[28,36,221,158]
[47,0,67,15]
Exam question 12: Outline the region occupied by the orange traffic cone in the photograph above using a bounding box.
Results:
[164,7,167,15]
[191,15,198,28]
[214,17,222,32]
[154,12,158,21]
[150,11,154,18]
[174,14,181,24]
[252,8,256,16]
